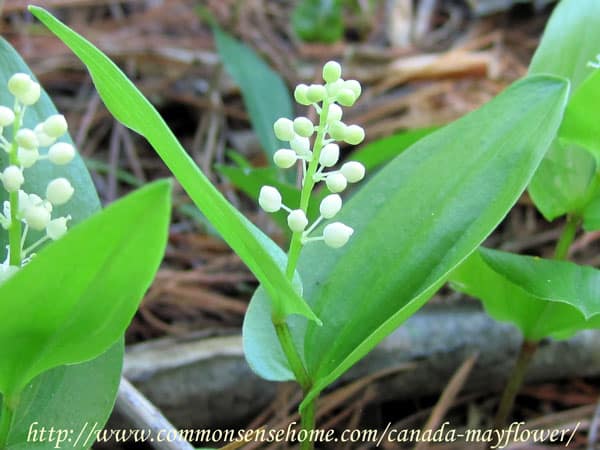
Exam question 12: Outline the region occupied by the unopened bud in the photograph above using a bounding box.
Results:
[323,222,354,248]
[293,117,314,138]
[24,205,51,230]
[320,194,342,219]
[7,73,33,98]
[344,125,365,145]
[46,216,71,240]
[327,104,343,123]
[287,209,308,232]
[34,123,56,147]
[48,142,76,165]
[258,186,282,213]
[0,106,15,127]
[341,161,365,183]
[319,143,340,167]
[306,84,326,103]
[325,173,347,193]
[294,84,311,106]
[273,149,297,169]
[43,114,68,138]
[273,118,295,141]
[46,178,74,205]
[18,82,41,106]
[1,166,24,192]
[336,88,356,107]
[15,128,38,150]
[18,147,39,168]
[323,61,342,83]
[344,80,362,98]
[328,121,347,141]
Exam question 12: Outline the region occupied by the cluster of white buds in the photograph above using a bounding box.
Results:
[0,73,76,279]
[259,61,366,249]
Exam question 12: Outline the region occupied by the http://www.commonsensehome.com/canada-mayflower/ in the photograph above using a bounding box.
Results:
[0,73,77,283]
[258,61,366,249]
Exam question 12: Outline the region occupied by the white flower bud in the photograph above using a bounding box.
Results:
[0,106,15,127]
[287,209,308,232]
[323,61,342,83]
[319,143,340,167]
[46,178,74,205]
[24,205,51,230]
[19,82,41,106]
[46,216,70,240]
[34,123,56,147]
[323,222,354,248]
[344,80,362,98]
[328,121,347,141]
[327,104,343,123]
[306,84,326,103]
[43,114,68,138]
[320,194,342,219]
[273,149,297,169]
[337,88,357,107]
[258,186,282,213]
[273,118,295,141]
[293,117,314,137]
[18,147,39,168]
[326,79,345,97]
[1,166,24,192]
[325,173,347,193]
[344,125,365,145]
[7,73,33,98]
[294,84,311,106]
[290,135,312,159]
[48,142,76,165]
[15,128,38,150]
[341,161,366,183]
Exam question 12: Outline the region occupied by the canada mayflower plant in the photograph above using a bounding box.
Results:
[259,61,365,254]
[0,73,76,283]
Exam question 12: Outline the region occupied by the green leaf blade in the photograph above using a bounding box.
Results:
[0,181,171,394]
[298,75,568,407]
[29,6,319,324]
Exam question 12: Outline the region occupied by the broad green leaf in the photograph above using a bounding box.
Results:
[0,180,170,395]
[292,0,344,43]
[293,76,568,404]
[0,37,101,250]
[528,141,597,221]
[450,248,600,341]
[351,127,438,172]
[528,0,600,220]
[583,192,600,231]
[559,69,600,158]
[5,341,123,450]
[212,26,294,173]
[30,6,319,325]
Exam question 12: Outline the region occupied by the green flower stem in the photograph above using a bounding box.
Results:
[300,398,316,450]
[493,214,580,434]
[0,393,16,449]
[274,321,311,392]
[8,105,23,267]
[276,99,332,450]
[493,340,539,430]
[553,214,580,260]
[286,99,331,279]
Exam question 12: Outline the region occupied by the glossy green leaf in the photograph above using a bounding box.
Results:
[351,126,438,172]
[450,248,600,341]
[4,341,123,450]
[292,0,344,43]
[0,180,170,395]
[528,0,600,221]
[559,69,600,158]
[244,76,569,388]
[30,6,319,325]
[0,37,100,250]
[213,26,294,171]
[295,76,568,405]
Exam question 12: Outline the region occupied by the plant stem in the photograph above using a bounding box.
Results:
[493,340,539,429]
[8,105,23,267]
[553,214,580,260]
[300,397,316,450]
[285,99,331,279]
[0,394,15,449]
[274,321,311,392]
[493,213,580,435]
